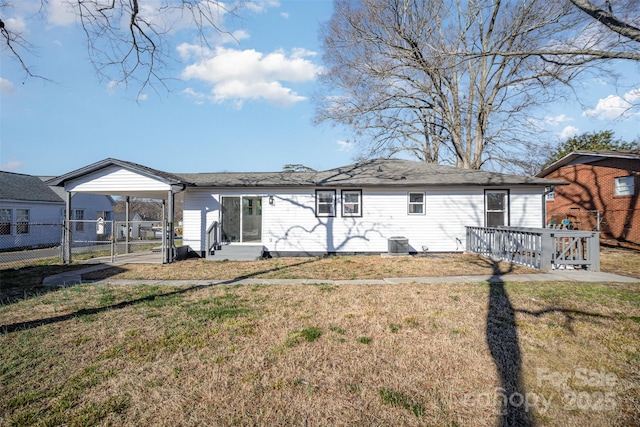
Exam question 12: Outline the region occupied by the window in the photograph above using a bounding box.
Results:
[316,190,336,217]
[342,190,362,217]
[16,209,29,234]
[615,175,635,196]
[0,209,11,235]
[73,209,85,231]
[485,190,509,227]
[545,187,555,201]
[408,192,425,215]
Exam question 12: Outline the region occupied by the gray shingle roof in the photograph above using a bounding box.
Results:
[0,171,64,203]
[178,159,560,188]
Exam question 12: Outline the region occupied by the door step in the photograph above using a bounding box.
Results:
[207,245,264,261]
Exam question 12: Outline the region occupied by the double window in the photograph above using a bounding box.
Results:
[615,175,635,197]
[315,190,363,217]
[485,190,509,227]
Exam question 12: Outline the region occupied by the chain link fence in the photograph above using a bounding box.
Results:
[1,220,171,268]
[547,209,640,247]
[547,210,601,231]
[0,223,63,267]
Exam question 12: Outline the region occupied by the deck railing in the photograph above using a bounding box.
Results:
[465,226,600,271]
[205,221,221,258]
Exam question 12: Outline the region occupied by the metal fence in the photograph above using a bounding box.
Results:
[0,220,169,268]
[0,223,63,267]
[547,210,600,232]
[466,226,600,271]
[547,208,639,247]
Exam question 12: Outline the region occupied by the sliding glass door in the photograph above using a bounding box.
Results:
[221,196,262,243]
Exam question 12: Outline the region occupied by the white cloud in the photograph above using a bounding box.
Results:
[337,140,353,152]
[107,80,120,93]
[280,12,289,19]
[625,88,640,103]
[245,0,281,13]
[558,125,580,140]
[181,46,321,107]
[4,16,28,35]
[0,78,15,94]
[583,90,638,120]
[137,93,148,102]
[182,87,207,105]
[544,114,572,126]
[0,161,23,172]
[47,0,76,26]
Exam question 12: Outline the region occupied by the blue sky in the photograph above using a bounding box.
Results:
[0,0,638,177]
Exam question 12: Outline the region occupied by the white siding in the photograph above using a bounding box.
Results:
[0,201,64,249]
[183,188,220,251]
[66,166,171,193]
[509,188,544,228]
[183,185,546,254]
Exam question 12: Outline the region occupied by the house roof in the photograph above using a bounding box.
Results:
[0,171,64,203]
[45,157,560,195]
[536,150,640,178]
[177,158,560,188]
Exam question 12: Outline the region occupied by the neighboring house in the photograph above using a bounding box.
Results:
[112,212,161,239]
[48,158,560,258]
[0,171,115,251]
[0,171,64,250]
[42,177,116,244]
[536,150,640,248]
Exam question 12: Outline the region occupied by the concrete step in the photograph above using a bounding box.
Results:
[207,244,265,261]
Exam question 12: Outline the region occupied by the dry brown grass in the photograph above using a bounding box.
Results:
[1,279,638,426]
[82,253,536,282]
[601,246,640,278]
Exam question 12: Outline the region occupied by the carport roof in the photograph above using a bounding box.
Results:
[46,158,191,187]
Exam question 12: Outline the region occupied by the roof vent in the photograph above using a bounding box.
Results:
[388,236,409,255]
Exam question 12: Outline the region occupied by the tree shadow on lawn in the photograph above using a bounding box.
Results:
[0,258,320,335]
[482,258,609,427]
[0,263,103,305]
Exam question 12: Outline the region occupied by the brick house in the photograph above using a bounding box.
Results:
[536,150,640,248]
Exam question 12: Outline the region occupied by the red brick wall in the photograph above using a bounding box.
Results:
[544,158,640,246]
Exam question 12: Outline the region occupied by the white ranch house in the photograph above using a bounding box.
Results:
[47,158,563,262]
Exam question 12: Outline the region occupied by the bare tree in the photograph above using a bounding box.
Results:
[0,0,239,92]
[316,0,639,170]
[570,0,640,43]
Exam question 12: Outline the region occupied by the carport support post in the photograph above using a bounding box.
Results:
[166,190,175,264]
[63,191,72,264]
[125,196,130,254]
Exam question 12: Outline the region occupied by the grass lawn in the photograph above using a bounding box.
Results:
[0,247,638,425]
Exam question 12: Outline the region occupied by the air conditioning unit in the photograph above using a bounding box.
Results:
[388,236,409,255]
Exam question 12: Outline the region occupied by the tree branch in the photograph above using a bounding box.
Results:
[569,0,640,42]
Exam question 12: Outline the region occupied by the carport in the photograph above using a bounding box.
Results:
[47,158,190,264]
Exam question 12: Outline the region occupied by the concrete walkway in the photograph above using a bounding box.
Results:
[42,264,640,286]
